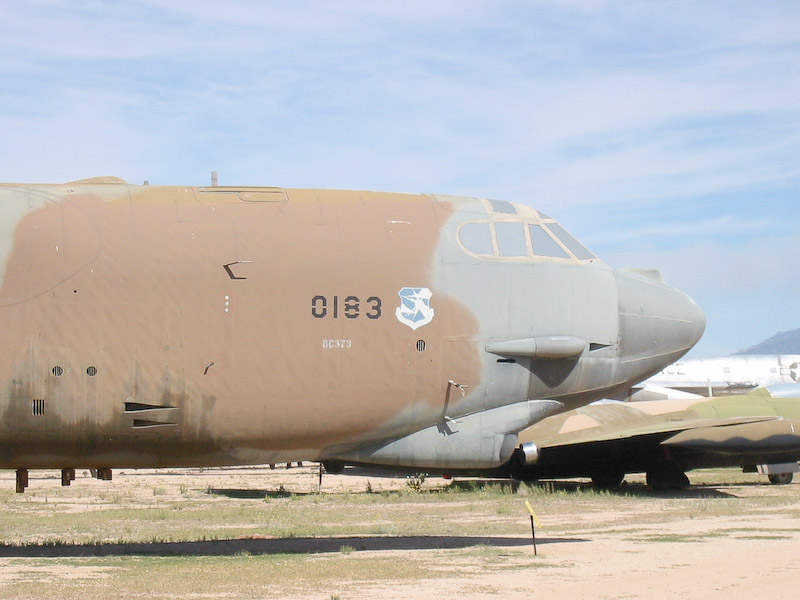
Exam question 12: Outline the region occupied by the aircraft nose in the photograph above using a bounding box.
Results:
[614,268,705,379]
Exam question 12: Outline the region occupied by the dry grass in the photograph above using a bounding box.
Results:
[0,466,797,599]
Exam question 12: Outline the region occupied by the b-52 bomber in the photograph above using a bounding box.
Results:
[0,177,705,492]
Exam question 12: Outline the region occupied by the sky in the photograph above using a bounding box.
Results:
[1,1,798,356]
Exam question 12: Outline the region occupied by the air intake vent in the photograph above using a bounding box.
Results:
[32,399,45,416]
[133,419,177,428]
[589,343,612,352]
[124,402,176,413]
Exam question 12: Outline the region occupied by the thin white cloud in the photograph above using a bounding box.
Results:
[0,1,799,354]
[2,2,797,192]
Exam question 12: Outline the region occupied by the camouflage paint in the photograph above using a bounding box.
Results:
[0,179,704,472]
[514,386,800,484]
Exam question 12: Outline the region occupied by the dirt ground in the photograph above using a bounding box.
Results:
[0,465,798,599]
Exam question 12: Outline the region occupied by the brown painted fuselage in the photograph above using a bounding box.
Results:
[0,178,705,473]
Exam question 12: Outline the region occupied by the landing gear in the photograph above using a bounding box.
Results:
[322,460,345,474]
[646,463,690,489]
[768,472,793,485]
[61,468,76,487]
[15,469,28,494]
[591,469,625,488]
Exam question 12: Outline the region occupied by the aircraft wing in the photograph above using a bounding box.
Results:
[641,380,758,396]
[516,413,800,482]
[514,388,800,484]
[539,413,778,449]
[626,384,706,402]
[662,417,800,454]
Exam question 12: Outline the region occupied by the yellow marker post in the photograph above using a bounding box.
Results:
[524,501,542,527]
[524,500,542,554]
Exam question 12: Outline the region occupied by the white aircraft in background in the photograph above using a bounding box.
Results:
[630,355,800,401]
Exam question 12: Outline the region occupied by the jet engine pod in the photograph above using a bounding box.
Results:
[519,441,540,464]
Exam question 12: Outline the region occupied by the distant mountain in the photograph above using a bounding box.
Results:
[735,328,800,355]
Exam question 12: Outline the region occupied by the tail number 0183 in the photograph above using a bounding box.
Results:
[311,295,381,320]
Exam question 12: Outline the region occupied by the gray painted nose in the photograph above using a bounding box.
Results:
[614,268,705,376]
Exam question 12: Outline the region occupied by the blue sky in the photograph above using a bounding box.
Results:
[1,1,798,356]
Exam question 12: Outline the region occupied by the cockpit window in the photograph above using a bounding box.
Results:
[495,222,528,257]
[456,199,598,263]
[459,222,494,255]
[488,199,517,214]
[529,224,570,258]
[546,223,596,260]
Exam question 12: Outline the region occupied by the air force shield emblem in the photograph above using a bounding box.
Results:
[395,287,435,330]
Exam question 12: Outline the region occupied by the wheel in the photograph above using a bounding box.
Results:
[322,460,345,474]
[768,472,793,485]
[591,470,625,488]
[646,463,690,489]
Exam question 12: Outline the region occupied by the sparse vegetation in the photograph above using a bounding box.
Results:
[405,473,427,492]
[0,466,796,599]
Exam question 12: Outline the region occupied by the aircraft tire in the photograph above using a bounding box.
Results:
[591,470,625,488]
[768,473,793,485]
[322,460,345,474]
[646,464,690,489]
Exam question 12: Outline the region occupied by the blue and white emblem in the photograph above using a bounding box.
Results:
[395,287,435,330]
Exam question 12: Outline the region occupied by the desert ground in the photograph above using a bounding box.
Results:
[0,464,797,599]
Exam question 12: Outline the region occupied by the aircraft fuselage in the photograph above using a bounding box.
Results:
[0,179,705,473]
